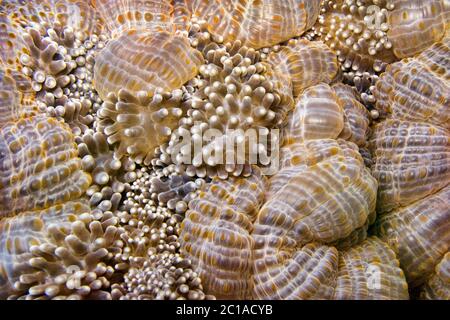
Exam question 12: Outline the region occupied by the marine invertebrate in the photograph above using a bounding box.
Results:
[40,32,107,129]
[105,164,212,300]
[148,167,205,214]
[181,159,407,299]
[283,83,371,147]
[94,0,191,38]
[19,26,107,113]
[258,242,340,299]
[1,0,448,302]
[371,38,450,211]
[0,12,28,71]
[13,24,107,143]
[332,237,408,299]
[3,0,107,140]
[189,0,322,49]
[97,88,186,165]
[51,0,104,40]
[180,84,409,299]
[111,251,211,300]
[167,40,294,178]
[145,146,208,214]
[93,30,203,100]
[3,1,103,48]
[0,69,35,128]
[172,33,421,298]
[0,116,91,217]
[20,27,78,96]
[266,39,338,97]
[316,0,450,71]
[375,185,450,287]
[373,38,449,128]
[314,0,449,105]
[78,131,136,211]
[116,170,184,261]
[0,205,123,300]
[330,221,370,250]
[420,253,450,300]
[334,83,372,147]
[252,139,379,299]
[370,119,449,213]
[0,200,90,298]
[387,0,449,59]
[370,36,450,297]
[50,98,95,136]
[315,0,397,78]
[180,169,267,299]
[253,236,407,300]
[0,70,20,127]
[261,139,377,245]
[283,83,344,143]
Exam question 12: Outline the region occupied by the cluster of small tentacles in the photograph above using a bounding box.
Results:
[0,0,449,300]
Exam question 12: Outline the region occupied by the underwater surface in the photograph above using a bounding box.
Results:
[0,0,448,300]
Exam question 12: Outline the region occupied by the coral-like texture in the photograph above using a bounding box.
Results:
[1,206,123,300]
[112,251,211,300]
[181,160,407,300]
[97,88,186,165]
[387,0,449,58]
[56,98,95,135]
[2,0,449,302]
[373,39,449,129]
[4,0,102,39]
[0,116,91,217]
[167,40,294,178]
[149,172,203,213]
[255,242,339,299]
[261,139,377,245]
[109,164,212,300]
[334,84,371,147]
[375,185,450,287]
[316,0,397,77]
[93,30,203,100]
[420,253,450,300]
[266,39,338,97]
[371,34,450,298]
[78,131,136,206]
[94,0,191,38]
[0,71,19,126]
[370,119,449,214]
[284,83,344,143]
[252,139,379,299]
[253,236,404,300]
[189,0,321,49]
[20,27,78,95]
[0,13,29,70]
[0,201,89,298]
[180,75,412,299]
[51,0,103,39]
[284,82,371,148]
[332,237,408,300]
[180,169,267,299]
